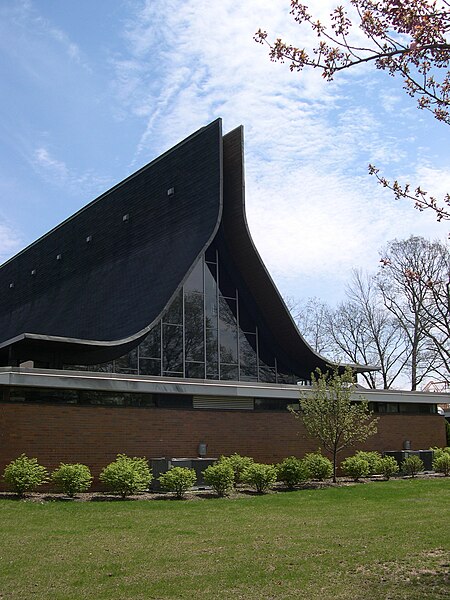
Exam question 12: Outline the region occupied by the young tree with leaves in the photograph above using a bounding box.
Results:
[255,0,450,223]
[291,366,378,481]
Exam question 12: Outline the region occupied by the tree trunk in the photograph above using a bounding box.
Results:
[332,448,337,483]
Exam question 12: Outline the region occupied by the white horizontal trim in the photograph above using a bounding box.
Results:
[0,367,447,405]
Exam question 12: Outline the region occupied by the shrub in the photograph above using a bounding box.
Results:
[354,451,382,475]
[402,455,424,478]
[302,452,333,481]
[99,454,152,498]
[159,467,196,498]
[276,456,308,489]
[430,446,450,460]
[202,462,234,497]
[3,454,48,496]
[433,453,450,476]
[377,456,399,480]
[51,463,93,497]
[341,456,370,481]
[242,463,277,494]
[217,454,254,486]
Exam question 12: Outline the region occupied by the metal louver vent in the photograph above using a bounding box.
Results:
[193,396,254,410]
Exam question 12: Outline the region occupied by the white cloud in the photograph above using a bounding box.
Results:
[34,147,69,181]
[111,0,449,302]
[31,146,111,199]
[0,222,22,263]
[0,0,88,70]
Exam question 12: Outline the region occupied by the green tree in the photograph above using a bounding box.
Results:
[292,367,378,482]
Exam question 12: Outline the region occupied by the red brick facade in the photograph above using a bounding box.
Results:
[0,403,445,489]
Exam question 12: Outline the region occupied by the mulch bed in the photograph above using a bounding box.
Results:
[0,472,444,503]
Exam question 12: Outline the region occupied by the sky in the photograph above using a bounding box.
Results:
[0,0,448,307]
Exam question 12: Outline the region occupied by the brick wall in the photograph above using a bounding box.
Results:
[0,403,446,490]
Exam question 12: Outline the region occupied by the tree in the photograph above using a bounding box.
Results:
[287,271,411,389]
[255,0,450,223]
[287,238,448,390]
[291,367,378,481]
[327,270,410,389]
[377,236,450,387]
[285,295,333,354]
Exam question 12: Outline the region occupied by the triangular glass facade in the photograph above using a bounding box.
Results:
[71,237,299,384]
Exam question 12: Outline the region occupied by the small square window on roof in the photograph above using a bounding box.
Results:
[56,253,62,260]
[9,282,14,289]
[167,187,175,197]
[122,213,129,222]
[31,269,36,276]
[86,235,92,243]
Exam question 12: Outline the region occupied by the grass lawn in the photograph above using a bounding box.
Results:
[0,479,448,599]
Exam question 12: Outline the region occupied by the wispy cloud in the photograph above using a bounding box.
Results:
[107,0,447,303]
[33,147,69,181]
[31,146,111,199]
[2,0,445,302]
[0,222,22,264]
[0,0,89,70]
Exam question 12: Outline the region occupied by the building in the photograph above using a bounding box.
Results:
[0,120,446,484]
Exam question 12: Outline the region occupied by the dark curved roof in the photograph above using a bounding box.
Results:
[0,120,222,364]
[0,118,376,374]
[220,126,375,376]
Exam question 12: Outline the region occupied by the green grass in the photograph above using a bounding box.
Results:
[0,479,448,599]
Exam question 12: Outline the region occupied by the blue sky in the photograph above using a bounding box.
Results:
[0,0,448,306]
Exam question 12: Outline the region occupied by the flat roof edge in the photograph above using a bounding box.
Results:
[0,367,447,403]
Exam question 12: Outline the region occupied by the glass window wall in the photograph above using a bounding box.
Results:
[73,243,303,384]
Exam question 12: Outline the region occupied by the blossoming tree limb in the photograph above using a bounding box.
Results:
[255,0,450,223]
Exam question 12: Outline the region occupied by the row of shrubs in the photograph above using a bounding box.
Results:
[341,448,450,481]
[3,447,449,499]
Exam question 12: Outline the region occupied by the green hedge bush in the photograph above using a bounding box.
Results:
[159,467,197,498]
[433,453,450,476]
[202,462,234,497]
[99,454,152,498]
[354,451,382,475]
[276,456,307,489]
[341,456,370,481]
[302,452,333,481]
[402,455,424,478]
[217,454,254,486]
[3,454,48,496]
[430,446,450,460]
[51,463,93,497]
[377,456,399,480]
[242,463,277,493]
